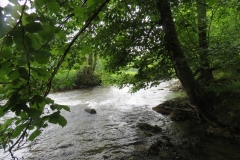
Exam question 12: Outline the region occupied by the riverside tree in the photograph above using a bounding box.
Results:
[1,0,240,158]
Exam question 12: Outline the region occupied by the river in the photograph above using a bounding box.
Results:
[1,80,240,160]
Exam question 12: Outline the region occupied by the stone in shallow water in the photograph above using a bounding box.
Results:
[84,108,97,114]
[137,123,162,133]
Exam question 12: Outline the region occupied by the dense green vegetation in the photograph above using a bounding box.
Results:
[1,0,240,158]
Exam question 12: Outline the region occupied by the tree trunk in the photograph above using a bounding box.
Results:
[157,0,213,114]
[196,0,214,82]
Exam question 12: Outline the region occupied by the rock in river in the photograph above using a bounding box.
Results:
[84,108,97,114]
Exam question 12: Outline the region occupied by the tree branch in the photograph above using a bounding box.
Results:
[44,0,110,97]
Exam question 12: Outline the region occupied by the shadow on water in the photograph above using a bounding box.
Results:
[1,80,240,160]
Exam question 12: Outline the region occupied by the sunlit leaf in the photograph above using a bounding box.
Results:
[29,129,41,141]
[12,123,28,138]
[87,0,94,6]
[74,7,85,18]
[27,33,41,50]
[35,0,48,8]
[11,7,20,19]
[98,12,104,19]
[208,0,220,5]
[81,46,92,53]
[55,31,66,40]
[31,67,50,80]
[48,2,60,14]
[7,70,19,80]
[26,13,38,22]
[45,97,54,104]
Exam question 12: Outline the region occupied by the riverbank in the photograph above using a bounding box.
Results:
[143,92,240,159]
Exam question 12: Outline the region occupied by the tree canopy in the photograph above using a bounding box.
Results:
[1,0,240,158]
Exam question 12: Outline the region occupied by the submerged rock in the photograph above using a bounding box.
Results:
[84,108,97,114]
[137,123,162,133]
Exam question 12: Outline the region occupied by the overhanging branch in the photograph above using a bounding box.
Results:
[44,0,110,97]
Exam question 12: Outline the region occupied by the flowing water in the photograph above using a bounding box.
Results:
[1,80,240,160]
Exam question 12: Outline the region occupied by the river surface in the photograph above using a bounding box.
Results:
[1,80,240,160]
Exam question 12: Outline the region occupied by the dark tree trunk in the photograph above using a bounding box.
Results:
[157,0,214,114]
[196,0,214,82]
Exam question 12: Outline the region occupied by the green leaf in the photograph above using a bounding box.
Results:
[55,31,66,40]
[98,12,104,19]
[81,46,92,53]
[38,25,55,41]
[50,104,70,112]
[87,0,94,6]
[18,67,29,80]
[0,25,12,39]
[48,111,67,127]
[19,111,27,119]
[25,22,42,33]
[31,95,45,103]
[10,7,20,19]
[35,0,48,8]
[3,118,14,127]
[22,13,30,25]
[34,50,51,64]
[29,129,41,141]
[48,2,60,14]
[27,33,41,50]
[1,48,12,59]
[208,0,220,5]
[26,108,41,118]
[0,107,4,117]
[0,62,12,74]
[12,123,28,138]
[26,13,38,22]
[51,48,64,56]
[13,37,23,48]
[32,117,43,127]
[45,97,54,104]
[24,35,33,50]
[74,7,85,18]
[3,36,13,46]
[42,123,48,128]
[31,67,50,80]
[7,70,19,80]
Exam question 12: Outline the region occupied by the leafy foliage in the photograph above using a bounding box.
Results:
[1,0,240,158]
[0,0,110,157]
